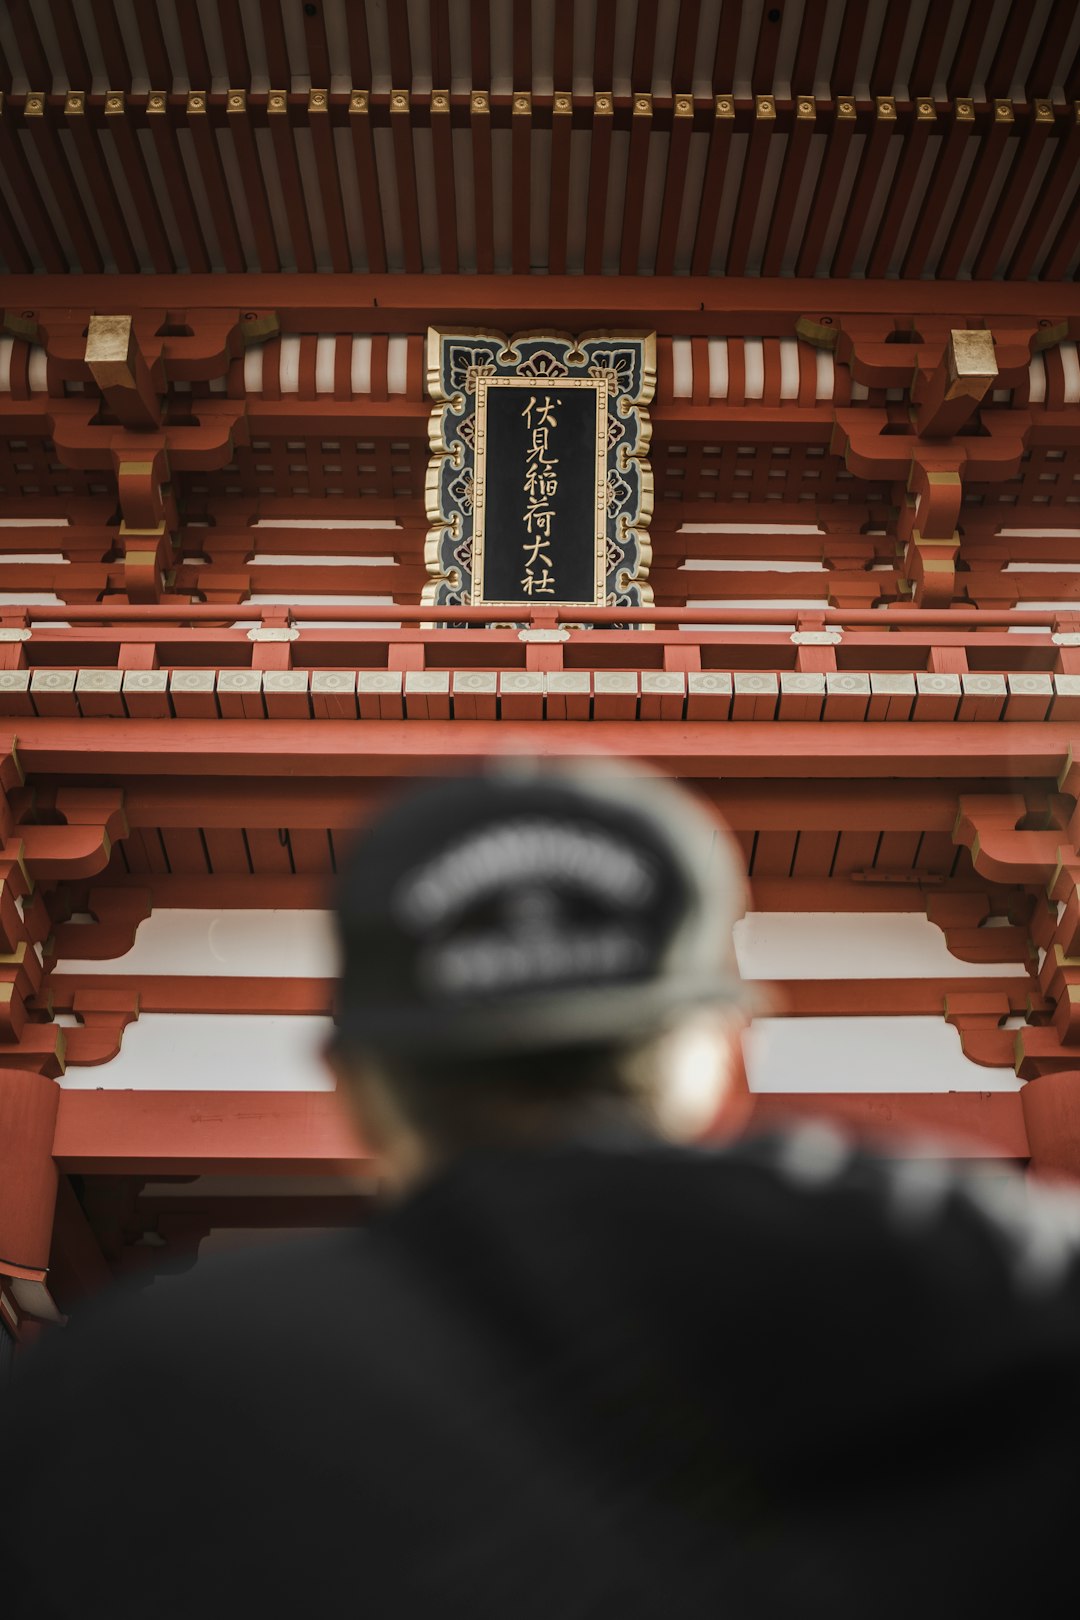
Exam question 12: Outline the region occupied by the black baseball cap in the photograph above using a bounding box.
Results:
[332,758,749,1058]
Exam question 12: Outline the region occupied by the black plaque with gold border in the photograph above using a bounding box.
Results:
[424,329,655,610]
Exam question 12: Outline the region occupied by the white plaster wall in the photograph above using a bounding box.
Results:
[56,1013,334,1091]
[56,909,340,977]
[745,1017,1020,1093]
[734,912,1025,979]
[59,908,1023,982]
[57,1010,1016,1094]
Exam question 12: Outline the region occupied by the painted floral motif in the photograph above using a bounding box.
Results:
[448,467,475,513]
[447,346,498,395]
[456,413,477,448]
[518,348,569,380]
[588,348,638,395]
[606,469,632,516]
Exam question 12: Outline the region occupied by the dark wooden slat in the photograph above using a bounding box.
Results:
[868,0,911,96]
[227,94,280,272]
[908,4,951,93]
[795,101,857,276]
[430,0,452,86]
[470,91,495,272]
[751,2,784,90]
[259,0,292,84]
[690,95,734,274]
[1008,110,1080,278]
[552,0,575,87]
[828,4,870,93]
[1027,0,1075,97]
[27,114,105,270]
[792,0,829,93]
[146,103,212,273]
[900,102,975,278]
[511,94,532,273]
[654,94,695,276]
[0,171,31,271]
[429,91,458,274]
[972,101,1054,278]
[866,97,935,277]
[761,95,816,276]
[175,0,212,88]
[513,0,532,86]
[583,93,614,274]
[594,0,617,90]
[985,8,1038,98]
[132,1,173,86]
[1043,163,1080,278]
[89,1,131,85]
[471,0,491,88]
[831,100,897,278]
[65,97,139,273]
[105,99,176,271]
[266,97,316,273]
[631,0,659,92]
[711,1,743,90]
[186,97,246,273]
[386,2,414,85]
[944,2,987,99]
[217,0,251,84]
[0,112,66,269]
[619,91,653,273]
[0,36,11,96]
[45,0,95,88]
[547,90,573,273]
[346,5,373,84]
[726,98,776,276]
[7,1,52,87]
[303,5,331,85]
[671,0,703,88]
[306,94,351,273]
[389,91,423,273]
[347,93,386,273]
[937,102,1014,279]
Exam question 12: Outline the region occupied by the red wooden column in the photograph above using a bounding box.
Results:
[1020,1072,1080,1183]
[0,1069,59,1283]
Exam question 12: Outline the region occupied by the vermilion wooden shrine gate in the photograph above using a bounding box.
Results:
[2,0,1080,1337]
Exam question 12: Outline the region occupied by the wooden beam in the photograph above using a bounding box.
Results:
[10,718,1075,780]
[50,1088,1029,1176]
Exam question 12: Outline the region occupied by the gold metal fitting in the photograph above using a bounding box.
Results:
[553,93,572,113]
[308,89,328,111]
[470,90,489,114]
[105,91,125,114]
[714,95,734,117]
[634,94,652,115]
[267,91,288,113]
[917,100,936,118]
[593,92,612,114]
[227,90,246,113]
[837,98,855,117]
[349,90,369,114]
[755,95,775,118]
[797,98,815,117]
[186,92,206,113]
[147,92,166,113]
[876,97,895,119]
[24,94,44,116]
[390,89,409,112]
[955,99,974,120]
[430,90,449,112]
[994,99,1014,122]
[513,92,531,113]
[673,95,694,118]
[64,91,85,115]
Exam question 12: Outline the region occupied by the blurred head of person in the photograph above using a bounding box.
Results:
[325,759,752,1193]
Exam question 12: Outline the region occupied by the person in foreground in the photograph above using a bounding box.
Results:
[3,760,1080,1618]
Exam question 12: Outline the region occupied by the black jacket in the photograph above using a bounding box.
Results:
[2,1131,1079,1617]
